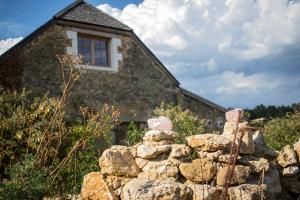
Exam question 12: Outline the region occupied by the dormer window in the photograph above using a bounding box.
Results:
[78,34,109,67]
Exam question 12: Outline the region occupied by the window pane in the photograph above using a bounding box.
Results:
[95,49,108,66]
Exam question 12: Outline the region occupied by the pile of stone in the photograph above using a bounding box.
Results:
[80,112,300,200]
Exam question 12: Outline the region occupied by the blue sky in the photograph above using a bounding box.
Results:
[1,0,300,108]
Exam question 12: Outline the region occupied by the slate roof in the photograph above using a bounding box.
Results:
[55,0,132,31]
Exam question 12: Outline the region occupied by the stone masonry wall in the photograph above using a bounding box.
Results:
[80,112,300,200]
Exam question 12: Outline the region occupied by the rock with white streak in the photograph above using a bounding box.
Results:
[121,178,193,200]
[147,116,173,131]
[282,166,299,177]
[137,144,171,159]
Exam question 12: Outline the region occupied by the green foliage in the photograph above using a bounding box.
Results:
[153,102,205,143]
[0,155,48,200]
[127,121,144,146]
[0,89,119,199]
[264,111,300,150]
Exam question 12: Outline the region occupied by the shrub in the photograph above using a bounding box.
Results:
[153,102,205,143]
[264,111,300,150]
[127,121,145,146]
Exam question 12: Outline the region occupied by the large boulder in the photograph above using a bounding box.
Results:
[186,134,231,152]
[121,178,192,200]
[277,145,298,167]
[136,144,171,159]
[99,146,139,176]
[170,144,191,158]
[140,159,178,180]
[185,181,221,200]
[147,116,173,131]
[227,184,265,200]
[226,109,244,123]
[81,172,117,200]
[223,122,255,154]
[179,158,217,182]
[217,165,251,186]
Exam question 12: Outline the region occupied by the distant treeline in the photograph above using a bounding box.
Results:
[243,103,299,120]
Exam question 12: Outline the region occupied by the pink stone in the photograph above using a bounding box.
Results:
[147,116,173,131]
[226,109,244,123]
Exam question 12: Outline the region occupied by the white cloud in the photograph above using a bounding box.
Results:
[0,37,23,55]
[98,0,300,107]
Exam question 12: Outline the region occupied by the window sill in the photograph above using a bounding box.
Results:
[76,64,118,72]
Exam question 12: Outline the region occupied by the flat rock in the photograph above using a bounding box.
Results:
[81,172,117,200]
[170,144,191,158]
[186,134,231,152]
[143,130,174,141]
[141,159,178,180]
[282,166,299,177]
[147,116,173,131]
[277,145,298,167]
[238,156,269,174]
[121,178,192,200]
[185,181,221,200]
[227,184,265,200]
[143,139,174,146]
[198,150,223,161]
[179,158,217,182]
[99,145,139,176]
[136,144,171,159]
[217,165,251,186]
[223,122,255,154]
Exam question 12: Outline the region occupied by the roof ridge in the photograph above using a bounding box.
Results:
[54,0,85,19]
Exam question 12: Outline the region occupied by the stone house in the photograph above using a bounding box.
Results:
[0,0,227,143]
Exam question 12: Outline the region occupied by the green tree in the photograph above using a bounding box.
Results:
[153,102,205,143]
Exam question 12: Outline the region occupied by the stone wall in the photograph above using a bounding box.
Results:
[80,114,300,200]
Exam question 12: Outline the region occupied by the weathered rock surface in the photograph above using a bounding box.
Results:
[99,146,139,176]
[217,165,251,186]
[121,178,192,200]
[277,145,298,167]
[140,159,178,180]
[263,164,282,195]
[147,116,173,131]
[253,131,277,159]
[136,144,171,159]
[105,176,132,190]
[185,181,221,200]
[186,134,231,152]
[170,144,191,158]
[226,109,244,123]
[135,158,149,169]
[223,122,255,154]
[179,158,217,182]
[239,156,269,174]
[198,150,223,161]
[294,138,300,162]
[81,172,117,200]
[143,130,174,141]
[227,184,265,200]
[282,166,299,177]
[282,174,300,194]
